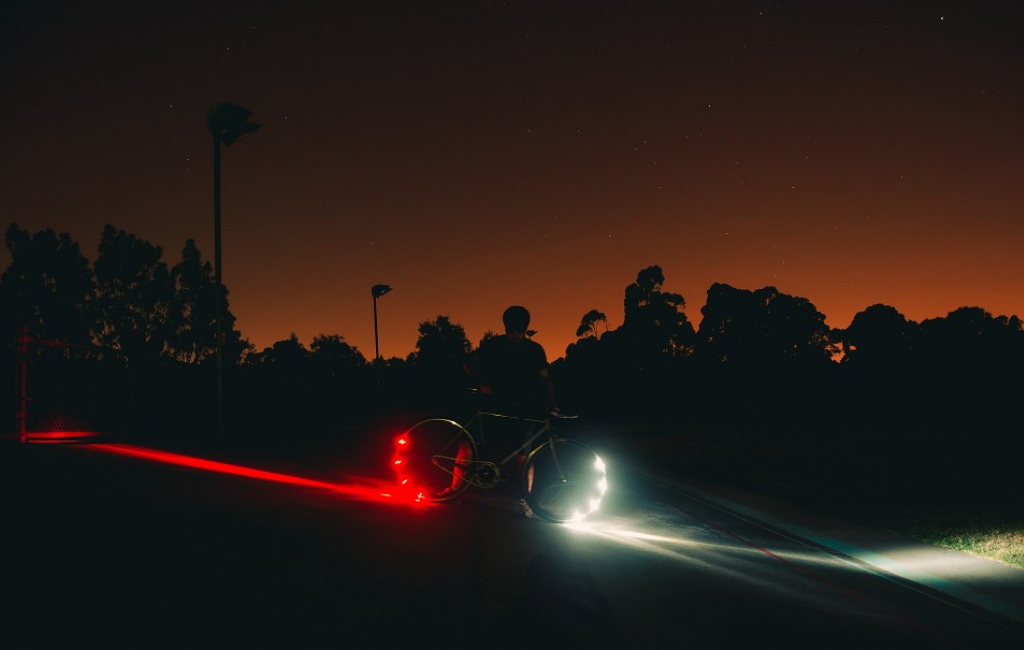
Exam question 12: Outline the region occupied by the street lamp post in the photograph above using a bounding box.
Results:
[206,102,261,439]
[371,284,393,361]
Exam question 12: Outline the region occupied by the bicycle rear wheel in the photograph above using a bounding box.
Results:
[394,419,477,502]
[521,438,607,523]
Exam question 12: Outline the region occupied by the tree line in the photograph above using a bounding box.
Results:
[2,223,1022,450]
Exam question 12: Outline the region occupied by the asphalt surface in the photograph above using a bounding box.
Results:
[625,462,1024,634]
[590,424,1024,638]
[3,422,1023,647]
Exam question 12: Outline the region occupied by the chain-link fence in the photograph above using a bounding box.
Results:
[12,330,131,442]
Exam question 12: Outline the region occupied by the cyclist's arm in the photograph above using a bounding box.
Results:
[463,355,493,394]
[539,367,558,414]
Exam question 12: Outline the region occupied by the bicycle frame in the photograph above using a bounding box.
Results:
[471,410,551,468]
[437,411,553,490]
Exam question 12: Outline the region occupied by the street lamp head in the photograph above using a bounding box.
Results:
[372,284,393,299]
[207,102,262,146]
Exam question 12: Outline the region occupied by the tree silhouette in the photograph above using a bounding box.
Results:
[164,239,222,364]
[415,316,472,363]
[690,283,835,426]
[840,303,913,367]
[914,307,1021,432]
[0,223,95,345]
[310,334,366,370]
[5,218,1024,456]
[555,265,697,416]
[248,333,308,367]
[696,283,831,367]
[916,306,1015,368]
[620,265,695,363]
[478,329,498,347]
[576,309,608,339]
[92,225,171,360]
[307,334,371,423]
[413,315,472,412]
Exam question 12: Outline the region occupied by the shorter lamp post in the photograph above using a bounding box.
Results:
[372,284,393,361]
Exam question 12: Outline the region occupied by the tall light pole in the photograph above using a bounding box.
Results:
[207,102,261,439]
[371,284,393,361]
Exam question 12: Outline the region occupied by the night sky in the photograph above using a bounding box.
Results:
[3,2,1022,361]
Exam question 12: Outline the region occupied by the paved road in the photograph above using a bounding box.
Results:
[2,431,1022,648]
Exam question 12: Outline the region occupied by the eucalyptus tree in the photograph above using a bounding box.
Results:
[620,265,695,362]
[575,309,608,339]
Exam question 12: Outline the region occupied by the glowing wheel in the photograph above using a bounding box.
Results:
[393,419,477,501]
[521,438,607,523]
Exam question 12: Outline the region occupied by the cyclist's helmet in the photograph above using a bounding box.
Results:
[502,305,531,333]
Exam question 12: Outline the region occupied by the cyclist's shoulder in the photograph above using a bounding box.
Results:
[523,337,545,351]
[525,338,550,363]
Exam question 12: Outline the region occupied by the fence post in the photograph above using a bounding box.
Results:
[16,327,28,443]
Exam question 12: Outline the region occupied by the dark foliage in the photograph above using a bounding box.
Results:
[3,224,1022,502]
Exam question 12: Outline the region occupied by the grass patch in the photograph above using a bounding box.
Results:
[933,528,1024,568]
[892,510,1024,570]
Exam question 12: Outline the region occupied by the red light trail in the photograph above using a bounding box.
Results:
[86,443,429,507]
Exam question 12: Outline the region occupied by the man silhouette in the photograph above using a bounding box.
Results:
[466,305,558,419]
[457,306,560,514]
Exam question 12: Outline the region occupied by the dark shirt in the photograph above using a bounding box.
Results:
[469,334,550,417]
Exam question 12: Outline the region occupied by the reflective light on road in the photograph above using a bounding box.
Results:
[562,517,805,590]
[563,520,704,547]
[562,513,893,597]
[602,529,698,544]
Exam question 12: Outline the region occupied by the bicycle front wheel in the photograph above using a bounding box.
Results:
[394,419,477,502]
[521,438,607,523]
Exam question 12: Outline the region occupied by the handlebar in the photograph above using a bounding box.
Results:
[467,387,578,420]
[549,409,578,420]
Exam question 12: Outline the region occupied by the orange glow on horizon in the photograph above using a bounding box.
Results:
[5,5,1023,365]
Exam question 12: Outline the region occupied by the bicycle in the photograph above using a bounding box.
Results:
[391,407,608,523]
